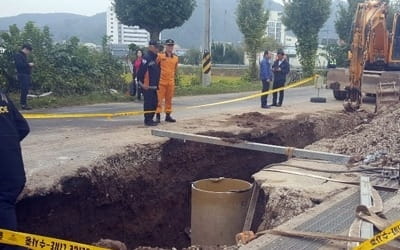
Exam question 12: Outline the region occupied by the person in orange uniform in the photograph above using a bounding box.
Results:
[156,39,179,123]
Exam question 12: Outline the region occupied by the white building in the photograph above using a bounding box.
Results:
[106,6,150,47]
[284,35,297,47]
[83,43,101,51]
[266,11,285,45]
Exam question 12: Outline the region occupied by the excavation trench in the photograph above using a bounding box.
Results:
[16,111,369,249]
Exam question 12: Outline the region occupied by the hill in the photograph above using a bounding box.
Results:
[0,13,106,43]
[0,0,340,48]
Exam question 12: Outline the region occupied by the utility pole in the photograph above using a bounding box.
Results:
[202,0,211,86]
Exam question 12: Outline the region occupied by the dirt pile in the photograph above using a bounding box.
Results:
[231,112,285,128]
[307,105,400,170]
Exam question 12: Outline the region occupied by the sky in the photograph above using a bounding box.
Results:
[0,0,111,17]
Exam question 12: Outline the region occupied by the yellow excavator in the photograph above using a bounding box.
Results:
[327,0,400,111]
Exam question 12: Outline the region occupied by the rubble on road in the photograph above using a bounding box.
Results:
[307,105,400,172]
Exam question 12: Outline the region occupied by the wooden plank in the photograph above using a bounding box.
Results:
[243,183,261,232]
[151,129,351,164]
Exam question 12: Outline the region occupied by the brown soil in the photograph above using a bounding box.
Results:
[230,112,286,128]
[16,110,367,250]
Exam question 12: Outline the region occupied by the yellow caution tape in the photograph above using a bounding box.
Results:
[23,109,153,119]
[354,220,400,250]
[188,75,317,109]
[23,75,317,119]
[23,113,115,119]
[0,229,110,250]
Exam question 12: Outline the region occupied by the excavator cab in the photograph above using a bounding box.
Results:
[390,13,400,62]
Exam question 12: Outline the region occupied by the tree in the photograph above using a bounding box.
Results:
[282,0,331,77]
[0,22,124,96]
[211,43,244,64]
[335,0,364,43]
[181,48,202,65]
[262,36,282,53]
[0,24,22,91]
[320,43,349,67]
[114,0,196,40]
[236,0,269,80]
[129,43,140,52]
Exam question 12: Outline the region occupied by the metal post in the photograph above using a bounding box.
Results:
[360,176,374,238]
[151,129,351,164]
[202,0,211,86]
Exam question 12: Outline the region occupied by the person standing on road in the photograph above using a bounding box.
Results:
[0,91,30,250]
[271,49,290,107]
[259,50,273,109]
[14,44,34,110]
[133,49,144,100]
[136,40,161,126]
[156,39,179,123]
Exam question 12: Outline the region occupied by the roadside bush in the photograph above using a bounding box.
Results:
[0,22,124,96]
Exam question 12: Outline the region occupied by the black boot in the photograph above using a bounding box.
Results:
[165,113,176,123]
[156,113,161,123]
[21,105,32,110]
[144,120,158,126]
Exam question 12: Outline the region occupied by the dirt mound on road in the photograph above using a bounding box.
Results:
[231,112,286,128]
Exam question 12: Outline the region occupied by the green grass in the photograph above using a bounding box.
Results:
[176,78,260,96]
[176,74,260,95]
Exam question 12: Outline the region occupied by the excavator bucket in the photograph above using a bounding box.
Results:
[376,81,400,109]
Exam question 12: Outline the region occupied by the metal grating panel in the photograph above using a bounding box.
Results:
[265,189,396,250]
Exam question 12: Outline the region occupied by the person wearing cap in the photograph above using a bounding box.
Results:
[14,44,34,110]
[136,40,161,126]
[0,91,30,250]
[271,49,290,107]
[156,39,179,123]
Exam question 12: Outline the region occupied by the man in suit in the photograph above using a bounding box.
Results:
[271,49,290,107]
[259,50,273,108]
[14,44,34,110]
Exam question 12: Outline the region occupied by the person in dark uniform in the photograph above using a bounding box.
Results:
[14,44,34,110]
[0,91,30,250]
[271,49,290,107]
[136,40,161,126]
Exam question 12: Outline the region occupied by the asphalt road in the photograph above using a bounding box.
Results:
[25,86,335,131]
[21,86,344,194]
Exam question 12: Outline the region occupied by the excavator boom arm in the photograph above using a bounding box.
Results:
[345,0,389,110]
